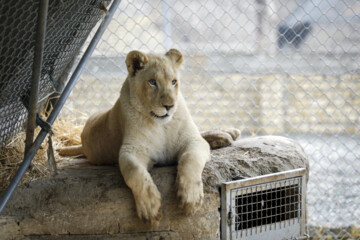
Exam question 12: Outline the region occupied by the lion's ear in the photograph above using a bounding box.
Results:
[125,50,149,76]
[165,49,183,68]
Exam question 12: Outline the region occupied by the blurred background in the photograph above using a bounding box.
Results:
[62,0,360,239]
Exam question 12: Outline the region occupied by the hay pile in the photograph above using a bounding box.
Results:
[0,113,86,190]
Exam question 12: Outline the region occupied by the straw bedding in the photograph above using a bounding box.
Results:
[0,114,85,190]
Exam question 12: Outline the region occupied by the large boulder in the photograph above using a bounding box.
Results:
[0,136,309,240]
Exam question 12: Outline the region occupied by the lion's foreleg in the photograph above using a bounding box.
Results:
[119,149,162,226]
[176,139,210,215]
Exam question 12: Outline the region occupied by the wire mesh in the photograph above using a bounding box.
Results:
[233,177,303,239]
[61,0,360,239]
[234,178,302,232]
[0,0,107,147]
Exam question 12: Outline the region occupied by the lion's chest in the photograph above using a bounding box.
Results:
[142,124,181,166]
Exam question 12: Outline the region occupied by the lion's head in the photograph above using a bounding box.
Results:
[125,49,184,123]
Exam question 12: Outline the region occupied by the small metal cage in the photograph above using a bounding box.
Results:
[221,168,308,240]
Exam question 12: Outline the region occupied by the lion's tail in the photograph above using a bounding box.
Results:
[58,145,84,157]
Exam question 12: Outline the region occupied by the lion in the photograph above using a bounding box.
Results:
[59,49,239,226]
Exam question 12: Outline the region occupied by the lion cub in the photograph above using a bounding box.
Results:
[64,49,211,225]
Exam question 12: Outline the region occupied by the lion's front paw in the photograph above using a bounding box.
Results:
[177,175,204,215]
[133,181,162,226]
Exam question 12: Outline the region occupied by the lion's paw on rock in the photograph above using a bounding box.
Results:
[177,175,204,215]
[201,128,241,149]
[134,182,162,226]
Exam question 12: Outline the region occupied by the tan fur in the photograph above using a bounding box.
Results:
[61,49,211,226]
[58,145,84,157]
[201,128,240,149]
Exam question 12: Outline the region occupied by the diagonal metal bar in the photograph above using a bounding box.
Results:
[0,0,121,213]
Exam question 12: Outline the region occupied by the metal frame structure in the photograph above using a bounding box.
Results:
[221,168,308,240]
[24,0,49,156]
[0,0,121,213]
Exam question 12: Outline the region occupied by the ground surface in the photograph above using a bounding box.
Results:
[293,134,360,228]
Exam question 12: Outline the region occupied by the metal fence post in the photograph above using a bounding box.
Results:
[24,0,49,156]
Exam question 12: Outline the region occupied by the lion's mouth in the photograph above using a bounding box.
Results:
[151,111,169,119]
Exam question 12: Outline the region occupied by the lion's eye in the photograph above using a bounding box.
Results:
[172,79,177,86]
[149,79,157,87]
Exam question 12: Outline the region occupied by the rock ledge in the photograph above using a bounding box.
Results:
[1,136,309,240]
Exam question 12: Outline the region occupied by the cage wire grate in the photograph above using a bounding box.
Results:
[234,178,302,233]
[222,169,307,240]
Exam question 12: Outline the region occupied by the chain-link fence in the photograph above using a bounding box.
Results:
[0,0,107,147]
[62,0,360,239]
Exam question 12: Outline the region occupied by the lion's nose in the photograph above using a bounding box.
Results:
[163,104,174,111]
